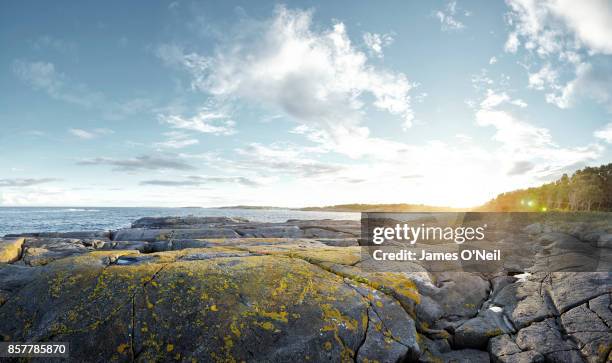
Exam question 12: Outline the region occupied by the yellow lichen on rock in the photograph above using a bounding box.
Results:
[0,237,25,263]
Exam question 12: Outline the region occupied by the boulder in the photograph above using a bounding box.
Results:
[489,339,544,363]
[598,234,612,248]
[454,308,514,349]
[348,281,420,362]
[19,238,90,266]
[429,272,490,321]
[436,349,490,363]
[0,250,419,362]
[561,303,611,362]
[235,226,303,238]
[523,223,543,235]
[0,263,42,292]
[171,228,241,240]
[587,293,612,327]
[515,318,580,360]
[0,237,25,263]
[94,241,150,252]
[493,278,554,329]
[550,272,611,313]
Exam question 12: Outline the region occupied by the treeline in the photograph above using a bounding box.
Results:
[481,163,612,212]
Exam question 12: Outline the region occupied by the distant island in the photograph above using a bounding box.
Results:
[296,203,461,212]
[216,205,291,210]
[212,203,459,212]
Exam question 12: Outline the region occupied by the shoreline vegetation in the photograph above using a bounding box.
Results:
[479,163,612,212]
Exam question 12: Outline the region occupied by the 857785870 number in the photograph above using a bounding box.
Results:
[0,342,69,358]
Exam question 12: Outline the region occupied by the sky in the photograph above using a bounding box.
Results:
[1,0,612,208]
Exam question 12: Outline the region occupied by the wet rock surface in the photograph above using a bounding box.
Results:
[0,216,610,362]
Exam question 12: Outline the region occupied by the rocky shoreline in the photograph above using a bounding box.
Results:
[0,216,610,362]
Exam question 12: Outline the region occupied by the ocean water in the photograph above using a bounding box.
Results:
[0,207,360,237]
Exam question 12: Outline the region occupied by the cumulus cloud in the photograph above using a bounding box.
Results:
[140,175,260,187]
[544,61,612,109]
[157,6,415,156]
[594,123,612,143]
[546,0,612,54]
[363,32,394,58]
[504,0,612,56]
[159,109,236,135]
[0,178,59,187]
[138,4,604,207]
[474,88,601,179]
[68,128,114,139]
[435,1,467,31]
[504,0,612,109]
[77,155,196,171]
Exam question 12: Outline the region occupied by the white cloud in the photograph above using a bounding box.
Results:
[69,129,95,139]
[363,32,394,58]
[14,60,62,94]
[474,88,601,178]
[157,5,415,153]
[471,69,494,90]
[155,131,200,149]
[141,175,261,187]
[480,89,527,109]
[546,0,612,55]
[155,44,191,68]
[13,60,153,121]
[159,109,236,135]
[527,63,558,90]
[489,56,498,64]
[232,143,344,178]
[139,4,604,208]
[0,178,59,188]
[505,0,612,110]
[435,1,467,31]
[504,32,520,53]
[77,155,196,171]
[69,128,114,139]
[594,123,612,143]
[476,108,553,150]
[544,61,612,109]
[511,99,528,108]
[13,60,103,107]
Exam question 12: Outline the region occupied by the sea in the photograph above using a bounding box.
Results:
[0,207,360,237]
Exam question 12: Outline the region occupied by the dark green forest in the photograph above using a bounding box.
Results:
[481,163,612,212]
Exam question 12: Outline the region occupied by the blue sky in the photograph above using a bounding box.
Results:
[1,0,611,207]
